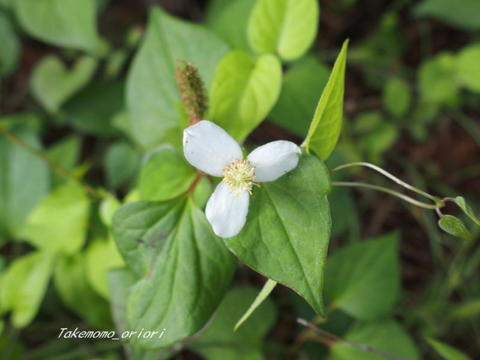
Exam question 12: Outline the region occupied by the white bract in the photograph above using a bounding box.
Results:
[183,120,301,238]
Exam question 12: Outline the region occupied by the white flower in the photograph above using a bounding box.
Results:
[183,120,301,238]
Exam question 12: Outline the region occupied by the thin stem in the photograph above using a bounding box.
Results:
[297,318,414,360]
[435,207,444,217]
[0,127,102,199]
[332,162,443,206]
[187,172,204,194]
[332,181,439,210]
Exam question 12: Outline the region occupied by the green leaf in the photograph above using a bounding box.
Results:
[456,44,480,93]
[54,254,112,328]
[114,198,235,348]
[270,55,330,137]
[418,52,458,104]
[139,145,196,201]
[99,193,121,227]
[1,251,55,328]
[30,55,97,114]
[427,338,471,360]
[353,111,383,133]
[0,267,5,315]
[191,287,276,360]
[192,177,213,209]
[455,196,480,226]
[108,269,175,360]
[408,101,441,141]
[0,11,20,77]
[64,81,124,136]
[127,7,228,149]
[247,0,319,61]
[47,136,81,187]
[112,110,137,143]
[113,198,185,276]
[206,0,256,51]
[359,123,398,164]
[85,237,124,299]
[350,13,401,72]
[225,154,331,315]
[14,0,101,53]
[19,181,90,255]
[108,268,136,334]
[452,299,480,319]
[329,186,359,239]
[415,0,480,31]
[304,40,349,160]
[438,215,472,241]
[382,78,411,117]
[325,233,400,320]
[0,120,50,239]
[209,50,282,141]
[0,332,25,359]
[234,279,277,331]
[105,141,140,189]
[328,319,420,360]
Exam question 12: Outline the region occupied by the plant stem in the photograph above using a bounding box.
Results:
[187,172,204,194]
[0,127,103,199]
[332,181,439,210]
[332,161,443,206]
[297,318,414,360]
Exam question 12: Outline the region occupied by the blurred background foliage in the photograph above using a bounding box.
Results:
[0,0,479,359]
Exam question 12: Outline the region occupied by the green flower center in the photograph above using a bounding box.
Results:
[223,159,256,195]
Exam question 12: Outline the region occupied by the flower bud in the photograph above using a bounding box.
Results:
[175,60,208,125]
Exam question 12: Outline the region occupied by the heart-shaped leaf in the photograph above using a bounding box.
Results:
[328,319,420,360]
[14,0,101,53]
[139,145,196,201]
[208,50,282,141]
[30,55,97,113]
[19,181,90,255]
[64,81,124,136]
[247,0,319,61]
[270,55,330,137]
[113,198,235,348]
[418,52,458,104]
[382,77,411,117]
[0,119,49,240]
[46,136,81,188]
[104,141,140,189]
[456,44,480,93]
[190,287,276,360]
[108,269,178,359]
[1,251,55,328]
[127,7,229,149]
[54,254,112,328]
[113,198,185,276]
[206,0,256,51]
[225,154,331,315]
[325,232,400,320]
[85,237,124,299]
